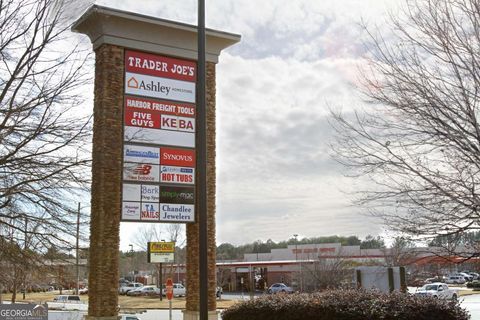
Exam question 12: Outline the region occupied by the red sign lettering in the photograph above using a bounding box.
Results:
[125,50,196,82]
[175,174,193,183]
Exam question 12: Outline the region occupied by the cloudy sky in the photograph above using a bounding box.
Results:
[89,0,401,247]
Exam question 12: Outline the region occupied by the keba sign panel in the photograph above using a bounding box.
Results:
[122,50,196,223]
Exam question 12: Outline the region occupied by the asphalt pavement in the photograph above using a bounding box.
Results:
[461,294,480,319]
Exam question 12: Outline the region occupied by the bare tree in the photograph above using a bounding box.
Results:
[383,236,418,266]
[0,0,92,294]
[130,224,186,282]
[132,224,185,249]
[302,256,354,292]
[331,0,480,255]
[0,0,92,249]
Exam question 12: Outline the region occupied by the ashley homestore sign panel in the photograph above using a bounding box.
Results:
[122,50,196,223]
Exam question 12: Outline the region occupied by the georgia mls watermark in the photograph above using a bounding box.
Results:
[0,304,48,320]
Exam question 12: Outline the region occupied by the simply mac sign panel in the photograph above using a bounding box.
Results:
[121,50,196,223]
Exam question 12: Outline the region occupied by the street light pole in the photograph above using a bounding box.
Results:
[293,234,298,261]
[197,1,208,320]
[129,244,134,282]
[76,202,80,295]
[293,234,299,292]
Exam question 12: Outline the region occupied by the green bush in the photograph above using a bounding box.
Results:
[466,281,480,290]
[221,289,469,320]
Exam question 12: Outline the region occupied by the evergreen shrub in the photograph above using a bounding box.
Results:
[221,289,469,320]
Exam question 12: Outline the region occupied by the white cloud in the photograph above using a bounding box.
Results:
[91,0,400,248]
[215,53,381,244]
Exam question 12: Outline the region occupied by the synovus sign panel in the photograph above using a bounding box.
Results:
[121,50,196,223]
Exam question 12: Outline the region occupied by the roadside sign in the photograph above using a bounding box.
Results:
[149,242,175,253]
[121,49,197,223]
[166,278,174,300]
[147,242,175,263]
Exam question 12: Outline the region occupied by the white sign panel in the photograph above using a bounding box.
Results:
[124,126,195,148]
[160,166,195,185]
[123,184,141,202]
[122,202,141,220]
[125,72,195,103]
[150,252,175,263]
[160,203,194,222]
[160,115,195,132]
[124,163,160,182]
[140,202,160,221]
[124,145,160,164]
[141,185,160,202]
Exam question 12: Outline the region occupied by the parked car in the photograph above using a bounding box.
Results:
[414,283,457,300]
[161,283,186,297]
[407,277,425,287]
[120,315,140,320]
[216,286,223,298]
[456,272,474,282]
[38,284,55,292]
[79,287,88,295]
[119,282,144,295]
[425,276,445,284]
[445,276,466,284]
[53,295,81,302]
[126,285,159,296]
[469,272,480,280]
[267,283,294,294]
[48,295,87,311]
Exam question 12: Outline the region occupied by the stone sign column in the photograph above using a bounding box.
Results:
[72,5,240,320]
[86,43,124,319]
[184,62,218,319]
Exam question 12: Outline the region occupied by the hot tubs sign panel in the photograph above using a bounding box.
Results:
[122,50,196,223]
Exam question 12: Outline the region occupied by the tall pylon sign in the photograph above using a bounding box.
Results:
[72,6,240,320]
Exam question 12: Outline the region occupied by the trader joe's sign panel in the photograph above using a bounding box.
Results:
[122,50,196,223]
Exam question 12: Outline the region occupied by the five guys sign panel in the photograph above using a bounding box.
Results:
[122,50,196,223]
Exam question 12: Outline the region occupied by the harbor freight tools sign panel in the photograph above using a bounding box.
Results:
[147,241,175,263]
[0,304,48,320]
[122,50,196,223]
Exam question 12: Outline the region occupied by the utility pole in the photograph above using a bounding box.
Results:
[23,217,27,300]
[293,234,301,292]
[76,202,81,295]
[159,263,163,301]
[197,0,208,320]
[293,234,298,261]
[129,244,134,283]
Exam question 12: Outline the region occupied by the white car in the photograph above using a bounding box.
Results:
[126,285,160,296]
[414,283,457,300]
[456,273,473,282]
[48,295,88,311]
[445,276,466,284]
[119,282,144,294]
[267,283,294,294]
[162,283,186,297]
[120,315,140,320]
